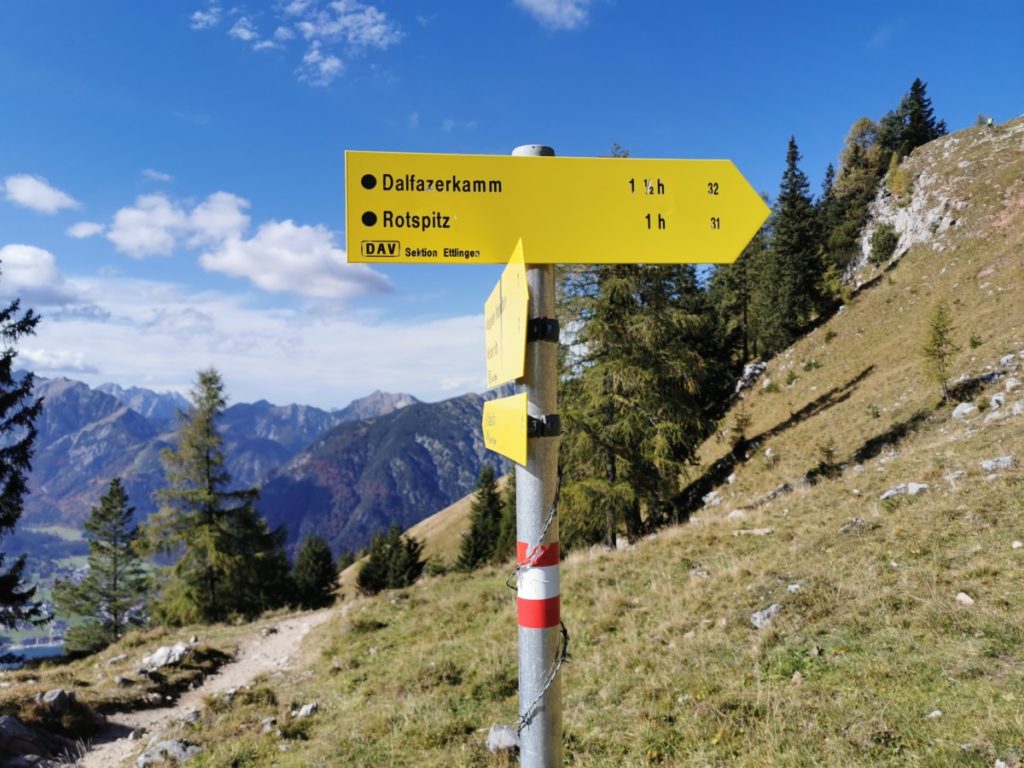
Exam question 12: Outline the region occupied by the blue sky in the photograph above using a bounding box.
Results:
[1,0,1021,408]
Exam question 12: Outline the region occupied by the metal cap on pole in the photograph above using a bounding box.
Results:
[513,143,562,767]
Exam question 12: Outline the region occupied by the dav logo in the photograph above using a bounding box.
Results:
[361,240,400,257]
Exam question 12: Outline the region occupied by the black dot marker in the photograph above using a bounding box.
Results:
[361,174,377,190]
[362,211,377,226]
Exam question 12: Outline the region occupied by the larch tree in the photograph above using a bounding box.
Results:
[559,262,711,548]
[922,301,960,403]
[141,368,292,624]
[53,478,150,653]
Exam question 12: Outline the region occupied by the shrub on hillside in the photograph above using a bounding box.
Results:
[870,223,899,265]
[357,525,424,596]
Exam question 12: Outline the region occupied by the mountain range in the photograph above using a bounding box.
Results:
[21,376,502,556]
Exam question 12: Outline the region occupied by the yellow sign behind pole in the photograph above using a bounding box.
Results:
[485,240,528,389]
[346,151,770,265]
[482,392,528,466]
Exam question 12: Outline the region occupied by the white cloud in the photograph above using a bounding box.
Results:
[299,42,345,85]
[283,0,314,15]
[3,174,80,214]
[297,1,402,48]
[229,17,259,41]
[0,244,79,305]
[188,191,251,245]
[199,219,392,299]
[102,190,391,304]
[21,348,98,374]
[188,1,399,86]
[34,275,484,408]
[514,0,591,30]
[142,168,173,182]
[190,5,222,29]
[107,194,189,257]
[67,221,104,239]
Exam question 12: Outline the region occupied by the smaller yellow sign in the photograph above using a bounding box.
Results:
[482,393,528,466]
[484,240,529,389]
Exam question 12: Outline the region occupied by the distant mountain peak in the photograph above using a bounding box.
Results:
[96,382,189,423]
[336,390,419,422]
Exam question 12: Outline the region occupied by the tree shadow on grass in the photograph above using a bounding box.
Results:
[672,365,876,519]
[850,408,932,464]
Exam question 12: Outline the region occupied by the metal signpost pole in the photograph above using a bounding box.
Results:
[513,143,562,767]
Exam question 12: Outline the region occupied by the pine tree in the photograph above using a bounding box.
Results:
[762,136,822,353]
[53,478,150,653]
[456,464,502,571]
[0,297,45,664]
[922,301,960,403]
[357,524,424,596]
[903,78,946,150]
[141,368,292,624]
[709,212,770,364]
[292,535,337,609]
[879,79,947,160]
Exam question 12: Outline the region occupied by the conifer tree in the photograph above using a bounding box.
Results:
[456,464,503,571]
[710,210,770,364]
[922,301,960,403]
[494,470,517,563]
[0,297,45,663]
[357,524,424,596]
[141,368,292,624]
[292,535,337,609]
[53,478,150,653]
[762,136,822,353]
[559,262,710,546]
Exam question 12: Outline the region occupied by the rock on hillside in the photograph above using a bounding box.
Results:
[858,118,1024,271]
[258,392,507,555]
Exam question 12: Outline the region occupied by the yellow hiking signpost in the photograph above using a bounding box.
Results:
[481,391,529,467]
[484,240,528,389]
[345,144,769,768]
[345,151,770,265]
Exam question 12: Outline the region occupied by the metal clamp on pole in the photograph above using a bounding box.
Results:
[527,317,560,344]
[526,414,561,439]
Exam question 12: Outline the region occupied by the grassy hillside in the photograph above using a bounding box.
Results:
[4,118,1023,767]
[188,117,1024,767]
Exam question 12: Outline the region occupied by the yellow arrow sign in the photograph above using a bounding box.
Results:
[485,240,529,389]
[482,393,528,466]
[346,151,769,265]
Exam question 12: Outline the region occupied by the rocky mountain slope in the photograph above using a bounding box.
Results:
[258,392,508,555]
[20,378,419,530]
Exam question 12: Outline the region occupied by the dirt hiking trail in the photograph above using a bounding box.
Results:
[74,608,334,767]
